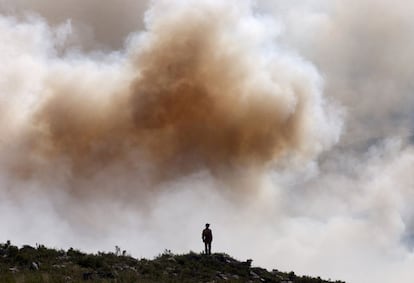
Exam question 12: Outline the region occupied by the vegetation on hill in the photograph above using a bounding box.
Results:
[0,241,345,283]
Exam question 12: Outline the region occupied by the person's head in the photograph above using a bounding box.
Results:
[205,223,210,228]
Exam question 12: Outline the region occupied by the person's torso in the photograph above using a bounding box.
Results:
[203,228,212,241]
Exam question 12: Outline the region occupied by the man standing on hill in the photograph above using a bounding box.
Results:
[202,223,213,255]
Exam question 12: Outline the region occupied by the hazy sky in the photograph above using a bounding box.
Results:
[0,1,413,283]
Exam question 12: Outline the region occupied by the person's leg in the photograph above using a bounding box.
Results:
[208,242,211,255]
[204,242,208,254]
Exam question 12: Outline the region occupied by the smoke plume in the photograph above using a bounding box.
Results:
[1,0,340,190]
[0,1,413,283]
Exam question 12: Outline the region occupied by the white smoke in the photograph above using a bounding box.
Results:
[0,1,413,283]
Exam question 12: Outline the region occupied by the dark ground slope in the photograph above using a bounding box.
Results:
[0,242,345,283]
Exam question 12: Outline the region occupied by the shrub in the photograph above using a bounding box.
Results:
[7,246,19,258]
[78,255,106,269]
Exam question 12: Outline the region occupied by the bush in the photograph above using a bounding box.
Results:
[7,246,19,258]
[78,255,106,269]
[15,254,31,266]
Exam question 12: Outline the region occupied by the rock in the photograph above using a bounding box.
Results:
[250,270,265,282]
[217,272,229,280]
[31,262,39,270]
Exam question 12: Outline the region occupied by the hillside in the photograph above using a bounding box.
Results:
[0,242,345,283]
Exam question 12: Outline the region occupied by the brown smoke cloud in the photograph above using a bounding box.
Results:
[4,0,340,190]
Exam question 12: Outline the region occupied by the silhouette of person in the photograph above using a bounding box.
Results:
[202,223,213,255]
